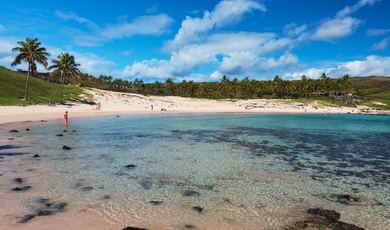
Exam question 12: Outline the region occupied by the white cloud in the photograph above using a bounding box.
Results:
[74,13,174,46]
[336,0,380,18]
[283,23,307,38]
[119,50,133,56]
[54,11,100,30]
[311,17,362,41]
[285,55,390,80]
[371,38,389,51]
[163,0,266,52]
[367,29,390,37]
[146,4,158,14]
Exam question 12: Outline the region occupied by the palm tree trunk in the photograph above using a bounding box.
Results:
[24,63,31,101]
[59,72,64,101]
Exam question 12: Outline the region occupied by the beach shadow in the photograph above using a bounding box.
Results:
[0,145,29,156]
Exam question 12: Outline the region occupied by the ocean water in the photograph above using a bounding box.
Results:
[1,113,390,229]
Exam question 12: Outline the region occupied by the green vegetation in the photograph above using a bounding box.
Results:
[0,66,85,106]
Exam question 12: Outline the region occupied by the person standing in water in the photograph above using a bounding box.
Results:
[64,111,68,123]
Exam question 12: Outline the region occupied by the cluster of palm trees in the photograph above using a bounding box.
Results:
[11,37,80,101]
[11,37,353,101]
[80,73,352,100]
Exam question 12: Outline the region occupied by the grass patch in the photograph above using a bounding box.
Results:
[0,66,87,106]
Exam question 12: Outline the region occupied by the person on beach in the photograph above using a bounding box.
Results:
[64,111,68,123]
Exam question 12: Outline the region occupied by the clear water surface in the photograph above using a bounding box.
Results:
[1,113,390,229]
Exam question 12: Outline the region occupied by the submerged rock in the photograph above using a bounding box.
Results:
[307,208,340,221]
[284,208,365,230]
[149,200,163,205]
[192,206,203,213]
[62,145,71,150]
[11,186,31,191]
[19,214,36,223]
[33,154,40,158]
[324,193,382,206]
[9,130,19,133]
[183,190,200,196]
[122,227,147,230]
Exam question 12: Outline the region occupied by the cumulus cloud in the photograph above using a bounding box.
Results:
[311,17,362,41]
[163,0,266,52]
[371,38,389,50]
[285,55,390,80]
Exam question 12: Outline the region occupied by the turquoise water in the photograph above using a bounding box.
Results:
[1,113,390,229]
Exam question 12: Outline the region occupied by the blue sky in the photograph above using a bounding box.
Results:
[0,0,389,83]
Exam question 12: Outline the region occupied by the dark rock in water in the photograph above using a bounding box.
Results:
[19,214,36,223]
[72,130,76,132]
[7,138,14,140]
[116,116,120,117]
[26,128,30,131]
[284,208,365,230]
[56,134,64,136]
[125,164,135,168]
[63,130,67,132]
[39,120,47,122]
[183,190,200,196]
[13,178,25,183]
[11,186,31,191]
[184,225,196,229]
[9,130,19,133]
[122,227,147,230]
[53,202,68,211]
[33,154,40,158]
[83,186,93,191]
[103,195,111,199]
[324,193,381,206]
[37,210,53,216]
[149,200,163,205]
[308,208,340,221]
[63,145,71,150]
[36,198,51,204]
[0,157,3,159]
[192,206,203,213]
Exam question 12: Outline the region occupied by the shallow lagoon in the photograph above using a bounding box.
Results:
[1,113,390,229]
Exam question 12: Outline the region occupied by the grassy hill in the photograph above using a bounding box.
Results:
[350,76,390,110]
[0,66,86,106]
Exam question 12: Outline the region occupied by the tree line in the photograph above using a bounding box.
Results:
[12,37,352,101]
[77,73,353,100]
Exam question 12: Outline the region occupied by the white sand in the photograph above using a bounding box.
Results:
[1,88,378,126]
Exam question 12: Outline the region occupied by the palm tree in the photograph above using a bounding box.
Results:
[11,37,50,101]
[49,52,81,101]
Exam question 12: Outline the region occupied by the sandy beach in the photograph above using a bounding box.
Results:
[0,88,388,230]
[0,88,377,126]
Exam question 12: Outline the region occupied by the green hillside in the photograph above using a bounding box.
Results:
[0,66,85,106]
[350,76,390,110]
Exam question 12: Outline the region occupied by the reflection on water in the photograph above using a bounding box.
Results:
[1,114,390,229]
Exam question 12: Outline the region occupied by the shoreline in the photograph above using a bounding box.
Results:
[1,88,387,127]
